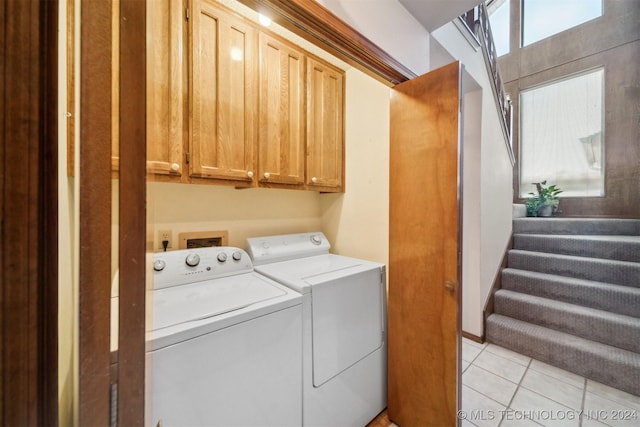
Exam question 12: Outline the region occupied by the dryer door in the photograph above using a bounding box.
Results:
[307,267,385,387]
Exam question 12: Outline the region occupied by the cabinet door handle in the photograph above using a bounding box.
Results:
[444,281,456,293]
[170,163,180,171]
[247,170,254,178]
[311,176,317,183]
[264,172,270,179]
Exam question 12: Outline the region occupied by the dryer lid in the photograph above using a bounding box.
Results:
[150,273,286,330]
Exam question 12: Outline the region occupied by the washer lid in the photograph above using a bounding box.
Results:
[150,273,286,331]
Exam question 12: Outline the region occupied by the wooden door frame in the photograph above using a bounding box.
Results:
[78,0,146,425]
[0,0,59,424]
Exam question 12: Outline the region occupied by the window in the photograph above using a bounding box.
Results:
[519,68,604,198]
[488,0,510,57]
[522,0,602,46]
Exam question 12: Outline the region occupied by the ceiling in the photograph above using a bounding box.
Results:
[398,0,485,32]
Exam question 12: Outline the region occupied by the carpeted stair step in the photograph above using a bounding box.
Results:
[513,234,640,262]
[513,218,640,236]
[508,249,640,288]
[494,289,640,353]
[501,268,640,318]
[486,314,640,397]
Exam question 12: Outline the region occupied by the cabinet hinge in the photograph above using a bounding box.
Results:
[185,7,190,21]
[185,152,190,164]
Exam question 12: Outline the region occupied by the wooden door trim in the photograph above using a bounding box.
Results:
[0,0,59,424]
[235,0,415,86]
[117,0,147,424]
[42,0,60,422]
[78,0,147,424]
[78,0,113,424]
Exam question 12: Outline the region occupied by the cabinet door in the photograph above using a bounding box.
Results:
[258,33,305,187]
[112,0,184,178]
[306,57,344,192]
[146,0,184,178]
[190,0,257,184]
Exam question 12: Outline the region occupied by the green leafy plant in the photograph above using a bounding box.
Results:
[525,180,563,217]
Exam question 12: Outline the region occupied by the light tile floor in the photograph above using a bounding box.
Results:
[461,338,640,427]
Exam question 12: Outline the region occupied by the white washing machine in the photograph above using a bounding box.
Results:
[246,232,387,427]
[145,246,303,427]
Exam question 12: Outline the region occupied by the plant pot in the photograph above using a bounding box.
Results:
[538,204,554,217]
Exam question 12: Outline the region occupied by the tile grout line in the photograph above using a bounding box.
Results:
[462,340,487,369]
[462,343,497,427]
[497,358,541,427]
[579,377,587,427]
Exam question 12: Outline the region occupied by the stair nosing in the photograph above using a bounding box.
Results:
[502,267,640,290]
[487,313,640,357]
[494,288,640,323]
[508,248,640,267]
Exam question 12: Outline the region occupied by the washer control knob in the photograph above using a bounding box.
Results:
[310,235,322,245]
[153,259,166,271]
[217,252,228,263]
[185,253,200,267]
[232,251,242,261]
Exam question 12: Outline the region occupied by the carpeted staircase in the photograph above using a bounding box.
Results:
[486,218,640,396]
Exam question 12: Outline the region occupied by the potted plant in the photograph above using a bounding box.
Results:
[524,181,563,217]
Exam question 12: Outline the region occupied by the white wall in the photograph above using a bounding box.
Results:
[432,24,514,337]
[462,86,483,339]
[57,0,78,424]
[321,67,390,267]
[317,0,430,75]
[146,183,323,249]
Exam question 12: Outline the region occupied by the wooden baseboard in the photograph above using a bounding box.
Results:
[461,331,483,343]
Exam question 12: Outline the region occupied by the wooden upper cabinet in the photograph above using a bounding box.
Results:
[306,57,345,192]
[146,0,185,179]
[257,33,305,187]
[113,0,185,179]
[190,0,257,185]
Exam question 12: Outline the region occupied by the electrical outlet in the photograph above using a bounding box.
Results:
[158,229,172,250]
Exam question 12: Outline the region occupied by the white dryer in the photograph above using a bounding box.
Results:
[246,232,387,427]
[145,246,302,427]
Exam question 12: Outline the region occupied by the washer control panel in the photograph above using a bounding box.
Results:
[246,232,330,265]
[153,247,253,290]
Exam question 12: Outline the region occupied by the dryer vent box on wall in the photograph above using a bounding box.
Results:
[179,230,228,249]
